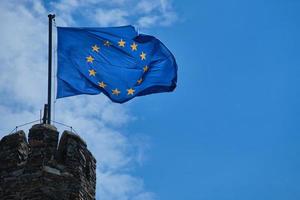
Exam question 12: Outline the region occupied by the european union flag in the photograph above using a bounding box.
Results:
[57,26,177,103]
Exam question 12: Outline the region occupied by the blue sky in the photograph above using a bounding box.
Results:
[0,0,300,199]
[138,0,300,199]
[134,0,300,199]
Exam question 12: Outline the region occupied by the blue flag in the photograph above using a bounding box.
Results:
[57,26,177,103]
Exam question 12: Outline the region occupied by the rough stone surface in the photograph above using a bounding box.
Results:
[0,124,96,200]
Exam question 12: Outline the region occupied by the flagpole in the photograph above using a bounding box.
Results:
[47,14,55,124]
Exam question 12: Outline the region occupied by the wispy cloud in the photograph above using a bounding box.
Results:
[51,0,178,28]
[0,0,178,199]
[135,0,178,27]
[93,8,129,27]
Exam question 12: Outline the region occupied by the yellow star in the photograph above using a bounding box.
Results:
[118,39,126,47]
[104,40,111,46]
[127,88,135,95]
[140,52,146,60]
[89,69,96,76]
[112,88,121,95]
[143,65,149,72]
[130,42,138,51]
[92,45,100,52]
[98,81,106,88]
[137,78,143,84]
[86,55,94,63]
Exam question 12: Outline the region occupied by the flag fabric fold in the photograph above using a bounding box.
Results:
[57,26,177,103]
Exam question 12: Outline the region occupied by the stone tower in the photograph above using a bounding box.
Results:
[0,124,96,200]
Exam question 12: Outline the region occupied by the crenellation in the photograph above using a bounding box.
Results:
[0,124,96,200]
[0,131,29,172]
[28,124,59,166]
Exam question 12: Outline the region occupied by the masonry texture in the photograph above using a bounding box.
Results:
[0,124,96,200]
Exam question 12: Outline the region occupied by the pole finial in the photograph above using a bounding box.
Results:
[48,14,55,19]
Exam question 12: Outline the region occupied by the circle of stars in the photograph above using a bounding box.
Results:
[85,38,150,97]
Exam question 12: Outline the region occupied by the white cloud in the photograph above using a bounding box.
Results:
[93,8,129,27]
[135,0,178,28]
[51,0,178,28]
[100,103,133,127]
[32,1,47,15]
[137,15,160,28]
[136,1,160,14]
[0,0,178,199]
[0,1,47,107]
[99,172,156,200]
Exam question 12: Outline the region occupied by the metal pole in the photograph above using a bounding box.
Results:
[43,104,48,124]
[47,14,55,124]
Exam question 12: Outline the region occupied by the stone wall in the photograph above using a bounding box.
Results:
[0,124,96,200]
